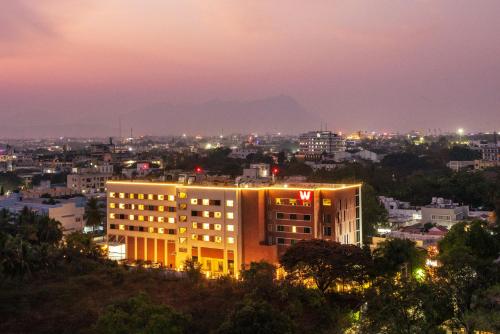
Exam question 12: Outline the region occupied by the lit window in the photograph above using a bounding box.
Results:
[138,194,145,199]
[148,227,154,233]
[158,228,165,234]
[138,204,144,210]
[214,212,222,219]
[179,227,187,234]
[203,223,210,230]
[226,212,234,219]
[203,211,210,218]
[109,192,116,198]
[158,205,164,212]
[119,193,125,199]
[215,236,222,243]
[168,195,175,201]
[203,235,210,242]
[226,200,234,207]
[119,203,125,209]
[129,193,135,199]
[109,213,115,219]
[178,192,187,199]
[179,203,187,210]
[292,226,297,233]
[227,237,235,244]
[148,216,154,222]
[191,234,197,240]
[139,215,144,221]
[131,204,136,210]
[158,217,164,223]
[179,237,186,244]
[275,198,282,205]
[148,194,154,200]
[202,199,210,205]
[158,195,164,200]
[191,198,198,205]
[215,224,222,231]
[109,203,116,209]
[289,199,297,206]
[227,225,234,232]
[323,199,332,206]
[192,222,198,229]
[180,215,187,222]
[119,224,125,230]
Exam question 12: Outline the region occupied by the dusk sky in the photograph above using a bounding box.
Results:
[1,0,500,137]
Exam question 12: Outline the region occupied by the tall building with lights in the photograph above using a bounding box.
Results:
[106,181,362,277]
[298,131,346,160]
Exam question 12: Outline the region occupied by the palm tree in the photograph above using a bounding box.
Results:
[84,197,103,232]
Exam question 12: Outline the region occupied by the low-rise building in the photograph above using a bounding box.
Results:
[421,197,469,228]
[67,173,112,195]
[446,160,475,172]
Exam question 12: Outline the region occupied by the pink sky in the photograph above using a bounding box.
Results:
[1,0,500,136]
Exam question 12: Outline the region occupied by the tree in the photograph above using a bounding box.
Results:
[0,185,4,196]
[84,197,104,231]
[95,293,189,334]
[280,239,372,294]
[215,299,294,334]
[241,261,276,295]
[64,231,105,261]
[361,184,388,242]
[373,238,426,279]
[183,258,204,284]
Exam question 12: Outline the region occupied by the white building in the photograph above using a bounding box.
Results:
[446,160,475,172]
[421,197,469,228]
[298,131,345,160]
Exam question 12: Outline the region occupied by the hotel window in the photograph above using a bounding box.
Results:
[202,199,210,206]
[226,200,234,207]
[148,194,154,200]
[168,217,175,224]
[277,238,285,245]
[191,234,197,240]
[179,227,187,234]
[158,217,164,223]
[129,193,135,199]
[227,224,234,232]
[303,227,311,234]
[275,198,283,205]
[215,236,222,243]
[118,203,125,209]
[119,193,125,199]
[148,227,154,233]
[291,226,297,233]
[191,198,198,205]
[178,192,187,199]
[214,211,222,219]
[138,204,144,210]
[289,199,297,206]
[277,225,285,232]
[158,227,165,234]
[276,212,285,219]
[322,199,332,206]
[109,192,116,198]
[203,235,210,242]
[148,216,154,222]
[168,195,175,201]
[158,205,164,212]
[227,237,235,244]
[203,211,210,218]
[324,226,332,236]
[158,195,164,200]
[202,223,210,230]
[138,194,145,199]
[179,203,187,210]
[214,224,222,231]
[303,214,311,221]
[192,222,198,229]
[131,204,136,210]
[180,215,187,222]
[109,213,115,219]
[119,224,125,231]
[290,214,297,220]
[139,215,145,221]
[226,212,234,219]
[303,201,311,207]
[109,203,116,209]
[179,237,186,244]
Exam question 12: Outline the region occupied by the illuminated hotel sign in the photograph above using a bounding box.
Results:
[299,191,312,201]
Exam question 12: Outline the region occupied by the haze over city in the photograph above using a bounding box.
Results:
[1,0,500,137]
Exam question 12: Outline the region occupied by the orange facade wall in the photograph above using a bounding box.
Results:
[167,241,176,268]
[137,237,145,260]
[157,239,165,265]
[127,236,135,260]
[200,247,224,259]
[147,238,155,262]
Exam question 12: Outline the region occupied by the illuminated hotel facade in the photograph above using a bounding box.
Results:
[106,181,362,277]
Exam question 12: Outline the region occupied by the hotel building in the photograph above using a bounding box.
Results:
[106,181,362,277]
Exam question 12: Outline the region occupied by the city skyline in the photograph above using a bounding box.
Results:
[2,1,500,137]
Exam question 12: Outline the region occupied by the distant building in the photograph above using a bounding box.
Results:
[421,197,469,228]
[298,131,345,160]
[379,196,421,225]
[67,173,112,195]
[355,149,386,163]
[228,148,258,159]
[446,160,475,172]
[481,142,499,162]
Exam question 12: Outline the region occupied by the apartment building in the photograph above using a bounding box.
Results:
[67,173,112,195]
[106,181,362,277]
[298,131,346,160]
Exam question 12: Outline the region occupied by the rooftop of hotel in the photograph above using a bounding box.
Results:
[106,180,361,191]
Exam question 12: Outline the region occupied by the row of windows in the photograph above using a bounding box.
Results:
[276,212,311,221]
[192,222,235,232]
[191,210,234,219]
[110,192,176,201]
[109,203,176,212]
[179,236,235,244]
[110,213,176,224]
[110,224,176,234]
[275,198,311,207]
[273,225,311,234]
